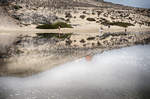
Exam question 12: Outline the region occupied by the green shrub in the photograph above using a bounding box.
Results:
[36,22,72,29]
[36,24,53,29]
[53,22,72,28]
[86,18,96,21]
[37,33,72,39]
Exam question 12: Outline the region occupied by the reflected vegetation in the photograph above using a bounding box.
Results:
[37,33,72,39]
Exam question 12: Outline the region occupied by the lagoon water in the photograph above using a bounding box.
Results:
[0,45,150,99]
[105,0,150,8]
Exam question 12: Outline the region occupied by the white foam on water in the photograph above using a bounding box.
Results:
[0,45,150,99]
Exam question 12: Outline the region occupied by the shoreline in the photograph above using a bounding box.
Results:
[0,0,150,77]
[0,30,150,77]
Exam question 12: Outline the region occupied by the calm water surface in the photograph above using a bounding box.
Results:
[104,0,150,8]
[0,45,150,99]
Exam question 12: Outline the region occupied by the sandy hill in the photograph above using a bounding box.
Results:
[0,0,150,30]
[0,0,103,7]
[0,0,104,29]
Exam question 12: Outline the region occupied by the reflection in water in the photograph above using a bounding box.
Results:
[85,55,93,61]
[0,45,150,99]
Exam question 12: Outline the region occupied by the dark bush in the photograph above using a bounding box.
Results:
[65,12,72,18]
[83,11,90,15]
[36,22,72,29]
[92,12,95,15]
[97,41,101,46]
[66,18,70,22]
[66,39,72,45]
[110,22,134,27]
[80,39,86,43]
[86,18,96,21]
[102,21,134,28]
[37,33,72,39]
[83,11,86,14]
[12,15,20,20]
[87,37,95,40]
[80,15,86,19]
[97,11,102,17]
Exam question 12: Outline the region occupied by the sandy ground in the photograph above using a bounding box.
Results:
[0,10,150,76]
[0,24,150,35]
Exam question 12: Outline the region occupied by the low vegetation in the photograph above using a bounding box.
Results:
[13,5,22,10]
[37,33,72,39]
[86,18,96,21]
[109,22,134,27]
[65,12,72,18]
[102,21,134,27]
[36,22,72,29]
[87,37,95,40]
[80,39,86,43]
[80,15,86,19]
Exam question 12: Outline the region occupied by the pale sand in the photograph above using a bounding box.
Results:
[0,24,150,35]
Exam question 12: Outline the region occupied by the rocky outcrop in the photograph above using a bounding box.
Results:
[12,11,59,25]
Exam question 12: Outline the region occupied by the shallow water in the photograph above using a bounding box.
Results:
[105,0,150,8]
[0,45,150,99]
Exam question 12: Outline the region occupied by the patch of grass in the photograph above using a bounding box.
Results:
[36,22,72,29]
[86,18,96,21]
[102,21,134,28]
[37,33,72,39]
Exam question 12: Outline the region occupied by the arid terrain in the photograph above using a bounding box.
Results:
[0,0,150,76]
